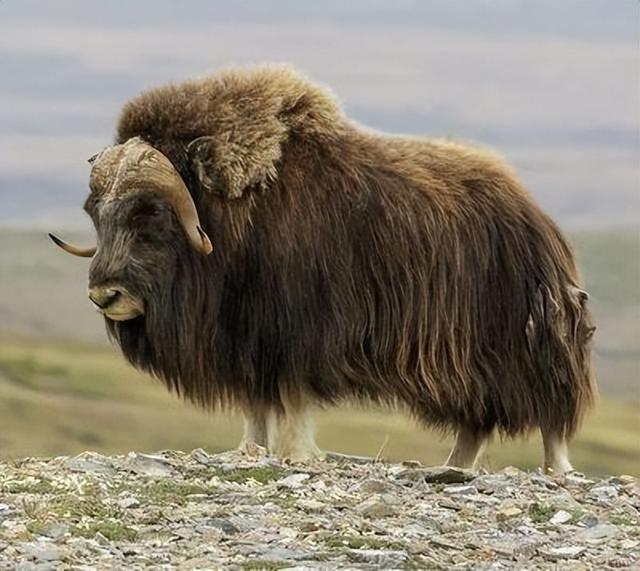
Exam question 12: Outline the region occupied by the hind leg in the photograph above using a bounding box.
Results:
[445,426,489,469]
[268,396,323,463]
[541,427,573,475]
[268,408,323,463]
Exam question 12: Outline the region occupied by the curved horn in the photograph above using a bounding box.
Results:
[48,233,97,258]
[91,137,213,255]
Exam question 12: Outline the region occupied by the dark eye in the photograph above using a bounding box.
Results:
[132,203,165,221]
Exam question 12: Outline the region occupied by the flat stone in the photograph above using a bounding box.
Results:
[403,522,438,538]
[357,494,398,518]
[127,453,176,477]
[500,466,526,478]
[297,499,325,512]
[172,526,196,540]
[562,472,595,487]
[547,491,581,511]
[202,517,239,535]
[252,547,312,562]
[578,523,620,542]
[550,510,573,525]
[530,472,559,489]
[190,448,216,466]
[473,474,512,495]
[64,452,116,475]
[398,466,475,484]
[588,485,619,503]
[357,479,392,494]
[430,535,459,550]
[496,505,523,521]
[540,545,586,560]
[41,522,69,540]
[620,539,639,550]
[117,496,140,509]
[21,543,62,562]
[277,473,310,489]
[346,548,409,566]
[444,484,477,495]
[579,513,599,527]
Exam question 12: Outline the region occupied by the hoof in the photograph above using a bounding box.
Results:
[236,441,268,459]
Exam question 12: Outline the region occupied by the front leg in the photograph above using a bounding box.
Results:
[237,406,269,455]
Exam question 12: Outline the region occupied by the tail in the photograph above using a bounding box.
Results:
[526,281,597,439]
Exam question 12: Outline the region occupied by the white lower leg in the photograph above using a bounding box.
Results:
[268,402,322,462]
[445,427,488,469]
[238,407,268,453]
[542,428,573,475]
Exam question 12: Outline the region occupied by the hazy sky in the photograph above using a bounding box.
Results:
[0,0,637,229]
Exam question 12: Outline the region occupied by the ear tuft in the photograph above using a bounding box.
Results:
[186,119,286,200]
[187,137,218,194]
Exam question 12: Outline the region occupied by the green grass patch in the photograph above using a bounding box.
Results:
[609,514,639,527]
[323,534,405,551]
[241,561,290,571]
[2,477,58,495]
[71,521,137,542]
[528,502,556,523]
[222,466,286,485]
[135,480,210,506]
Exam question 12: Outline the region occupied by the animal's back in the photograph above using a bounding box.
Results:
[269,129,596,438]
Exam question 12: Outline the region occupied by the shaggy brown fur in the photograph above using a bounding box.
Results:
[86,66,595,450]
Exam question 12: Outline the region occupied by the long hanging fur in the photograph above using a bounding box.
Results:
[106,66,595,439]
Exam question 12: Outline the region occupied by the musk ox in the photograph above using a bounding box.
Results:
[51,66,595,473]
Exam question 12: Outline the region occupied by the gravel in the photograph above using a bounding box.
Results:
[0,448,637,569]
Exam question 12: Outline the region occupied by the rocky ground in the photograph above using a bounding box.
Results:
[0,449,637,570]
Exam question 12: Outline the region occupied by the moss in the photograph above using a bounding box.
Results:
[71,521,137,542]
[323,534,405,551]
[569,509,585,525]
[609,514,639,527]
[222,466,286,485]
[241,560,290,570]
[3,477,58,495]
[135,480,209,506]
[528,502,556,524]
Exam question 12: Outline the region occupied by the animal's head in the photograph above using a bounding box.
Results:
[50,137,213,322]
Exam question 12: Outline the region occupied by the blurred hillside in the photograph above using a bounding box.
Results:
[0,1,637,229]
[0,228,637,475]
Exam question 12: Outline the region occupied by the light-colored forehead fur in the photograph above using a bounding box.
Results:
[90,137,160,201]
[116,65,346,199]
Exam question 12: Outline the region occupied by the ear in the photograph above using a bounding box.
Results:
[187,128,284,200]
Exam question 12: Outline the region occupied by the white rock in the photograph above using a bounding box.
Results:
[277,473,310,489]
[550,510,573,525]
[117,496,141,509]
[347,548,409,566]
[64,452,116,475]
[542,545,586,559]
[445,484,477,495]
[579,523,620,542]
[127,453,176,477]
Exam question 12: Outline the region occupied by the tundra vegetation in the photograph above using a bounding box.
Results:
[0,449,637,568]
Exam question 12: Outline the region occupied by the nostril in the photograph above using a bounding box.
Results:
[88,287,121,309]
